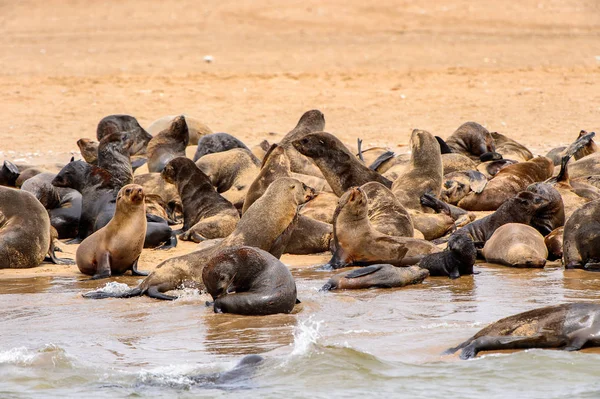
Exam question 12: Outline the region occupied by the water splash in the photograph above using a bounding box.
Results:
[90,281,133,296]
[290,316,323,357]
[0,344,72,368]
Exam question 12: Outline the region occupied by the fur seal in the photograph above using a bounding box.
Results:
[545,227,564,261]
[96,114,152,156]
[441,153,478,175]
[192,133,252,162]
[76,184,148,279]
[161,157,239,242]
[491,132,533,162]
[458,157,554,211]
[278,109,326,177]
[329,186,439,269]
[418,233,477,278]
[83,177,314,300]
[298,192,338,224]
[146,114,212,146]
[444,121,496,160]
[251,140,271,162]
[0,160,20,187]
[362,181,414,237]
[97,131,134,188]
[292,132,392,196]
[445,303,600,359]
[146,115,189,173]
[203,246,298,315]
[0,186,65,268]
[459,191,549,243]
[563,199,600,270]
[284,215,333,255]
[77,138,99,164]
[196,148,260,210]
[482,223,548,268]
[321,265,428,290]
[440,171,488,205]
[546,130,597,165]
[134,173,182,223]
[477,159,518,179]
[526,183,565,236]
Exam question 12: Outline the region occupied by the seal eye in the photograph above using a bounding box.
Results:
[125,188,131,195]
[301,138,308,144]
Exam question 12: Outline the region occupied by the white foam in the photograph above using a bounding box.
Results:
[0,347,37,365]
[290,316,323,357]
[94,281,132,295]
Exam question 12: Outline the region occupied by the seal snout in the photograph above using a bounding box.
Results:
[121,184,145,204]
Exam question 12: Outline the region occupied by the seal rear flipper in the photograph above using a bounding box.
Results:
[420,193,451,216]
[435,136,453,154]
[91,252,112,280]
[131,258,149,276]
[82,286,143,299]
[479,152,502,162]
[564,130,595,159]
[146,285,177,300]
[443,339,472,356]
[368,151,395,171]
[356,138,365,163]
[344,265,385,279]
[46,245,75,265]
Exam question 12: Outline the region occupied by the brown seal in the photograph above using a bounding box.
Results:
[482,223,548,268]
[444,121,496,160]
[134,173,182,223]
[203,246,298,315]
[321,265,428,291]
[161,157,239,242]
[0,186,53,268]
[196,148,260,211]
[292,132,392,196]
[545,226,564,261]
[298,192,338,224]
[441,153,478,175]
[147,114,212,146]
[278,109,326,177]
[562,199,600,270]
[284,215,333,255]
[192,133,252,162]
[440,170,488,205]
[77,138,99,164]
[329,186,439,269]
[491,132,533,162]
[418,233,477,278]
[96,114,152,156]
[362,181,414,237]
[526,182,565,236]
[457,157,554,211]
[444,303,600,359]
[83,177,314,299]
[146,115,189,173]
[97,131,134,188]
[76,184,148,279]
[546,130,597,165]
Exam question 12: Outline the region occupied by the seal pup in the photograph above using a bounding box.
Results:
[146,115,189,173]
[329,186,439,269]
[482,223,548,268]
[292,132,392,196]
[444,303,600,359]
[321,265,429,290]
[278,109,326,177]
[96,114,152,156]
[193,133,252,162]
[76,184,148,279]
[146,114,212,146]
[477,159,519,179]
[83,178,314,300]
[458,157,554,211]
[161,157,239,242]
[203,246,298,315]
[444,121,497,160]
[0,186,53,268]
[562,199,600,270]
[418,233,477,278]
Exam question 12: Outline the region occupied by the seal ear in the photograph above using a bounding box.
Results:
[70,156,75,163]
[290,184,296,190]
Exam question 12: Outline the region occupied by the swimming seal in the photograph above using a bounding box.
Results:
[321,265,428,290]
[76,184,148,279]
[203,246,298,315]
[445,303,600,359]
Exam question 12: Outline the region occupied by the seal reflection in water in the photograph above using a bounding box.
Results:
[203,246,298,315]
[76,184,148,279]
[321,265,429,291]
[445,303,600,359]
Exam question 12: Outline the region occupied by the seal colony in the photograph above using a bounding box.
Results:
[2,109,600,356]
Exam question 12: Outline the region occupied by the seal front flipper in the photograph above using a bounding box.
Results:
[344,265,385,279]
[146,284,177,300]
[46,242,75,265]
[91,252,112,280]
[368,151,395,171]
[131,258,149,276]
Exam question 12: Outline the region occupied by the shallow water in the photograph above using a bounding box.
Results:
[3,261,600,398]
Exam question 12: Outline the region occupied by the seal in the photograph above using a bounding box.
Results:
[444,303,600,359]
[562,199,600,270]
[362,181,414,237]
[97,131,134,188]
[284,215,333,255]
[83,177,314,300]
[298,191,338,224]
[547,154,595,218]
[491,132,533,162]
[203,246,298,315]
[146,114,212,146]
[457,157,554,211]
[146,115,189,173]
[320,265,429,291]
[161,157,240,242]
[0,186,52,268]
[195,148,260,210]
[546,130,597,165]
[0,160,20,187]
[278,109,326,177]
[96,114,152,156]
[134,172,182,223]
[418,233,477,278]
[192,132,252,162]
[76,184,148,279]
[292,132,392,196]
[440,170,488,205]
[481,223,548,268]
[77,138,99,165]
[189,354,264,387]
[477,159,519,179]
[459,190,549,244]
[441,153,478,175]
[526,182,565,236]
[329,186,439,269]
[545,226,564,261]
[444,121,497,160]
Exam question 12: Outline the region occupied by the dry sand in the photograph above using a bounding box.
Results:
[0,0,599,278]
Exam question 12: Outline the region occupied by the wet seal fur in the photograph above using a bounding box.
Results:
[321,265,428,290]
[193,133,252,162]
[161,157,239,242]
[482,223,548,268]
[418,233,477,278]
[292,132,391,196]
[146,115,189,173]
[445,303,600,359]
[203,246,298,315]
[563,199,600,271]
[76,184,148,279]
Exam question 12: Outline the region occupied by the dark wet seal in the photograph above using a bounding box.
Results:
[563,198,600,271]
[146,115,189,173]
[0,160,21,186]
[444,303,600,359]
[418,233,477,278]
[193,132,252,162]
[321,265,428,291]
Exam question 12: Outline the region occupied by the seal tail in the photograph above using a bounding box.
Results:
[82,287,143,299]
